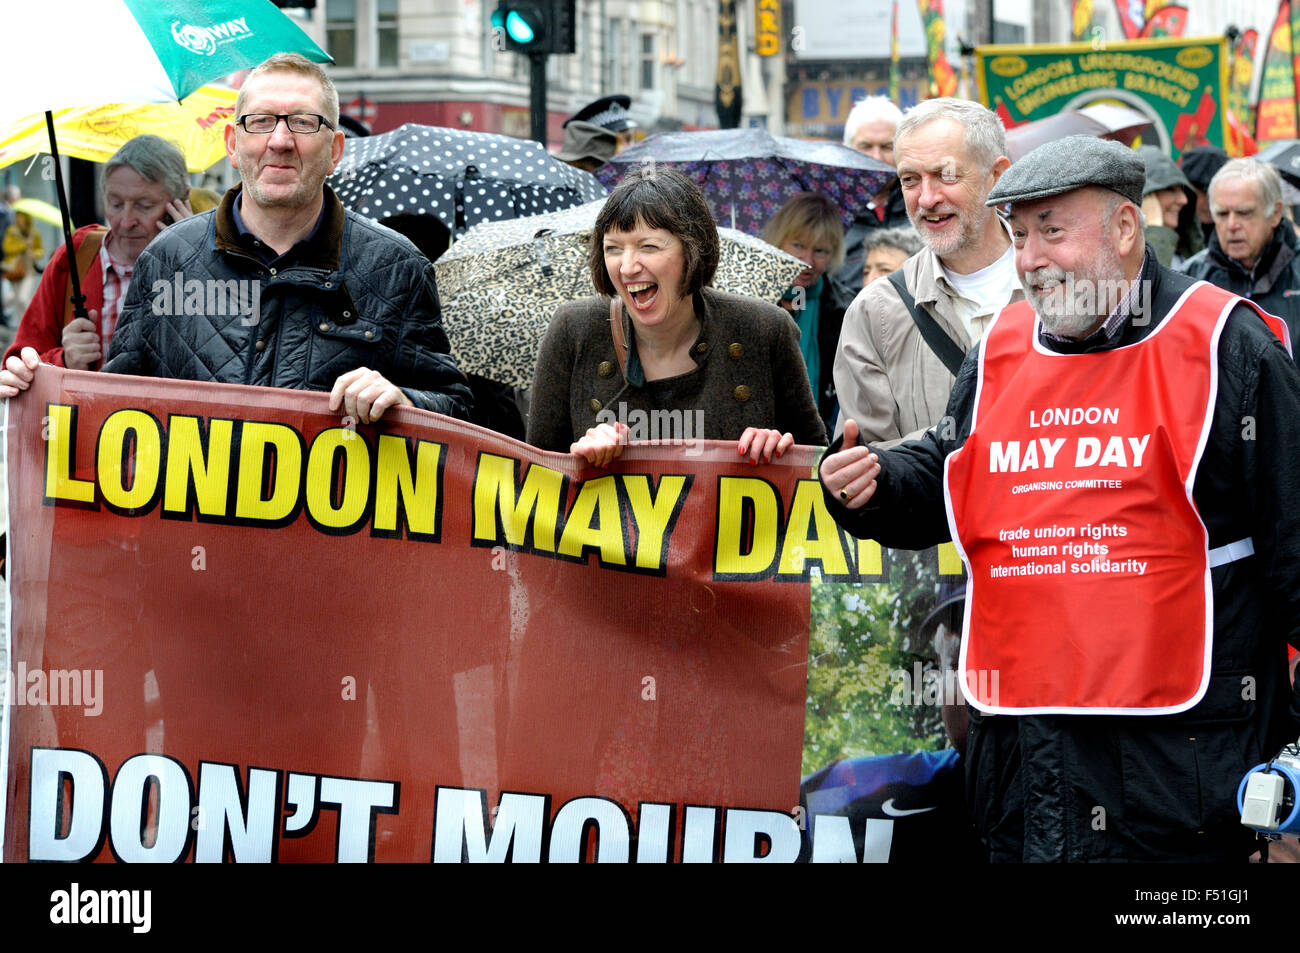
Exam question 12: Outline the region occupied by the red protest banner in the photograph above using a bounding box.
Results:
[2,368,847,862]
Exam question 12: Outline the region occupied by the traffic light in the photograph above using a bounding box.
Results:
[491,1,575,55]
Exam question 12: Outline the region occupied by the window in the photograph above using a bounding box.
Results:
[580,3,592,89]
[327,0,356,68]
[377,0,398,67]
[641,33,657,90]
[607,20,622,90]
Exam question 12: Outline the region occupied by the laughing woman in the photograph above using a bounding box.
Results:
[527,167,827,466]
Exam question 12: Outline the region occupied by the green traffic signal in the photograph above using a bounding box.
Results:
[505,11,536,43]
[492,2,547,51]
[492,1,573,55]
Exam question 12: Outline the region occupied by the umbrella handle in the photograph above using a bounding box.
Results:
[43,111,90,323]
[531,238,553,277]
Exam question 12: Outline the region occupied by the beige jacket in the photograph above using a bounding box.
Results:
[832,236,1022,446]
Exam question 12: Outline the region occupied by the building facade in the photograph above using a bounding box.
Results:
[290,1,725,144]
[264,1,1278,145]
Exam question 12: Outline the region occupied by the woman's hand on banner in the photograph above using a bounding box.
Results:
[738,427,794,464]
[570,421,629,468]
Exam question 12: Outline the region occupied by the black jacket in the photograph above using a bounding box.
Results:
[1180,219,1300,358]
[834,183,911,301]
[821,250,1300,861]
[105,185,473,419]
[812,272,850,428]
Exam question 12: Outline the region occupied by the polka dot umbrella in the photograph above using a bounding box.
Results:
[434,199,807,390]
[327,123,607,234]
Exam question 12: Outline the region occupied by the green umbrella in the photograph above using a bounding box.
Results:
[5,1,329,125]
[4,0,330,324]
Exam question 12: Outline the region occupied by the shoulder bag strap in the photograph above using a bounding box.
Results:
[609,296,629,375]
[63,226,108,328]
[887,268,967,376]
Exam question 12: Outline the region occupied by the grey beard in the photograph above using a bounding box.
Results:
[1026,284,1104,337]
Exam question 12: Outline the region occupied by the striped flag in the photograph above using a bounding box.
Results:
[916,0,957,98]
[889,0,900,102]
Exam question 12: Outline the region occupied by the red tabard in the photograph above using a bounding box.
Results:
[943,282,1264,715]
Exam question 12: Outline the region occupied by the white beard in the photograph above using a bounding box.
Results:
[909,201,991,259]
[1023,242,1125,338]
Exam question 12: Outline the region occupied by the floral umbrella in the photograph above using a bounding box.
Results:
[594,128,896,235]
[434,199,807,389]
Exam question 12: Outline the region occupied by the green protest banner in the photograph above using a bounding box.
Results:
[976,36,1228,159]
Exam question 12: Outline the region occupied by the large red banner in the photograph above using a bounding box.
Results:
[1,368,882,862]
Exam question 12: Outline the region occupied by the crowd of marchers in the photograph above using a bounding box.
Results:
[4,54,1300,864]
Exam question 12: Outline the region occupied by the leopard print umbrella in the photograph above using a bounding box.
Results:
[434,200,807,390]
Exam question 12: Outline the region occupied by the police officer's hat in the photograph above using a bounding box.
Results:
[564,94,637,132]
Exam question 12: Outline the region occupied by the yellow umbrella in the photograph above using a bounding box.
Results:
[0,85,237,174]
[11,197,65,227]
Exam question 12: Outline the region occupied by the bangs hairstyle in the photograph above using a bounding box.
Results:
[235,52,340,127]
[590,166,720,297]
[761,192,846,270]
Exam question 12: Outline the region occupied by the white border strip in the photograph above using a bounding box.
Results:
[1,398,11,859]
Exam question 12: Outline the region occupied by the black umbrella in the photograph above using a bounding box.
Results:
[327,123,607,235]
[1255,140,1300,189]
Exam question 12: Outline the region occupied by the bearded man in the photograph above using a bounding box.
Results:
[833,98,1022,446]
[818,135,1300,862]
[0,53,472,423]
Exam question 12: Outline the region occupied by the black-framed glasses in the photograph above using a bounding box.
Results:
[236,114,335,134]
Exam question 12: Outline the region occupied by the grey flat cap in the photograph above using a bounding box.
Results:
[986,135,1145,208]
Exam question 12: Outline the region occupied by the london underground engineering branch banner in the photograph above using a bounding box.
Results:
[976,36,1228,158]
[0,369,962,863]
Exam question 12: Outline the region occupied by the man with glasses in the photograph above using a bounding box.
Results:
[0,53,472,424]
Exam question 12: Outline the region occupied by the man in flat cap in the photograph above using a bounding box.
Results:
[818,134,1300,862]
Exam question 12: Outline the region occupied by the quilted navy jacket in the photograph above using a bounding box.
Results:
[105,185,473,420]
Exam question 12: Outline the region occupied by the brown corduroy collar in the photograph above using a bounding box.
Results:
[213,183,346,270]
